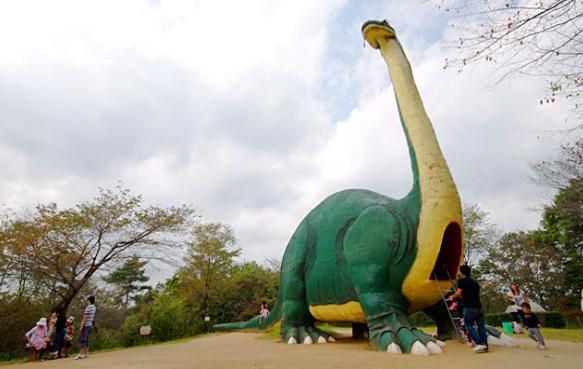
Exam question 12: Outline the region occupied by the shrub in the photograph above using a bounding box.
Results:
[409,311,435,326]
[485,313,513,327]
[485,311,566,328]
[91,328,123,351]
[540,312,566,328]
[0,297,52,361]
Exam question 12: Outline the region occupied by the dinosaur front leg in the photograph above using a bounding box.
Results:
[279,222,333,345]
[344,206,443,355]
[358,292,442,355]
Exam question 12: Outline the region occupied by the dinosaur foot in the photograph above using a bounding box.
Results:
[284,326,334,345]
[378,328,444,355]
[369,313,445,355]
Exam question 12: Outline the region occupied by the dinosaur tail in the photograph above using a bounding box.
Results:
[213,301,281,331]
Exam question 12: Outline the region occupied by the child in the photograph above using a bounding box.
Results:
[62,317,75,358]
[25,318,49,361]
[447,292,473,347]
[259,301,270,323]
[521,302,546,350]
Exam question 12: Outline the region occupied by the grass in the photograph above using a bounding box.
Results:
[523,327,583,343]
[419,325,583,343]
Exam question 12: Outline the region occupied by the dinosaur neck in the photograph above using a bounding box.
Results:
[377,37,454,208]
[376,36,463,311]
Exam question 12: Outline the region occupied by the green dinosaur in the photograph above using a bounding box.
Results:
[215,20,464,355]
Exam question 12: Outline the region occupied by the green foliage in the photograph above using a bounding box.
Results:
[121,278,203,346]
[103,256,150,309]
[91,328,124,351]
[541,312,567,328]
[149,290,196,341]
[484,312,513,327]
[539,177,583,307]
[0,186,196,311]
[0,297,52,360]
[478,231,565,310]
[118,244,280,347]
[485,312,566,329]
[225,261,279,321]
[181,223,241,321]
[408,311,435,327]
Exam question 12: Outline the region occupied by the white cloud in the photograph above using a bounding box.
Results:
[0,0,575,278]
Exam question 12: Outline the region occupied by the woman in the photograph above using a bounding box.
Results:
[505,282,529,323]
[25,318,49,361]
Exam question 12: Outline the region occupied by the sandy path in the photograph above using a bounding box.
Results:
[12,332,583,369]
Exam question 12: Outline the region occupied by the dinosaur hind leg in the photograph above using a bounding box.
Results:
[344,206,442,355]
[279,222,333,345]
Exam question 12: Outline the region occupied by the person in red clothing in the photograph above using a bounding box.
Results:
[62,317,75,357]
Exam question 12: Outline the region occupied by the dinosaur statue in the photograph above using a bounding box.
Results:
[215,20,464,355]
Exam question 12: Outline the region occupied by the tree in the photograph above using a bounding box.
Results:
[437,0,583,121]
[479,231,565,309]
[530,138,583,189]
[103,256,151,309]
[462,203,498,266]
[539,176,583,307]
[180,223,241,322]
[222,261,280,321]
[0,186,196,312]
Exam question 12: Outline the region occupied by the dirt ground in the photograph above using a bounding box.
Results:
[11,332,583,369]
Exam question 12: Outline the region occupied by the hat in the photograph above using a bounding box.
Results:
[67,316,75,323]
[37,318,47,326]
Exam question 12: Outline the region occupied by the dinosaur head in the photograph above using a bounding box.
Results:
[362,20,395,49]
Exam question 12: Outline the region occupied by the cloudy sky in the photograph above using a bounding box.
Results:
[0,0,575,272]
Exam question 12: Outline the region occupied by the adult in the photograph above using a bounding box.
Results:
[25,318,49,361]
[448,265,488,353]
[76,295,96,360]
[49,307,67,359]
[504,282,528,323]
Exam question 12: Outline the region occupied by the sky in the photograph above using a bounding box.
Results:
[0,0,576,277]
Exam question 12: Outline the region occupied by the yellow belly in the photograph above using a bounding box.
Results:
[309,301,366,323]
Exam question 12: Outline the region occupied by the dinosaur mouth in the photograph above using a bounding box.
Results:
[362,20,396,49]
[429,222,463,281]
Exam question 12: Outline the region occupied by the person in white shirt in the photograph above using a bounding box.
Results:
[75,295,96,360]
[505,282,529,323]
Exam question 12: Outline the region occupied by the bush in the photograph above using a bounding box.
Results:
[409,312,435,326]
[91,328,123,351]
[485,311,566,328]
[0,297,52,361]
[485,313,513,327]
[121,288,203,346]
[540,312,566,328]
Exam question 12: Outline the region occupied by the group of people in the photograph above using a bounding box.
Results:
[505,281,546,349]
[25,312,74,361]
[25,295,96,362]
[448,265,546,353]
